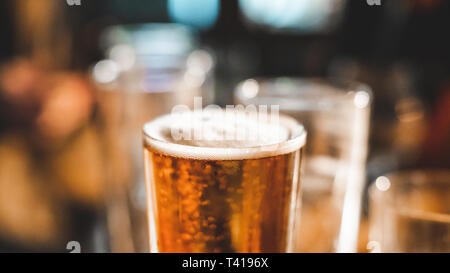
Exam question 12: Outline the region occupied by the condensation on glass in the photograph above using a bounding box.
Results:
[142,111,306,253]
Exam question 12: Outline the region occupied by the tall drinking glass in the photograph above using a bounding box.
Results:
[93,24,215,252]
[143,110,306,252]
[368,170,450,253]
[235,78,372,252]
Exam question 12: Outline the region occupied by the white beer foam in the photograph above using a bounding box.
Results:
[143,109,306,160]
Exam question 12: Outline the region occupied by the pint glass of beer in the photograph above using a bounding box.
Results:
[142,110,306,252]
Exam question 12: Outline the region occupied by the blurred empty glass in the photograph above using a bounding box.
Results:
[235,78,372,252]
[92,23,215,252]
[369,170,450,253]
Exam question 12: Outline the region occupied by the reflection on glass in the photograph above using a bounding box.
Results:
[235,78,372,252]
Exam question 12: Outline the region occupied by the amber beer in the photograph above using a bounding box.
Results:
[143,110,306,253]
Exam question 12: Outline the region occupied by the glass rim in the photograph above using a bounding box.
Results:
[142,111,306,161]
[234,76,373,111]
[369,169,450,222]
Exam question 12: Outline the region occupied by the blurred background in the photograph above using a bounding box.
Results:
[0,0,449,252]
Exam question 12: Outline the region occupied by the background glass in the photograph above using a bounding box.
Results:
[93,23,215,252]
[235,78,372,252]
[368,170,450,253]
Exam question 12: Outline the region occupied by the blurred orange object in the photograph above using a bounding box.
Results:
[0,59,105,251]
[0,59,44,103]
[36,74,94,141]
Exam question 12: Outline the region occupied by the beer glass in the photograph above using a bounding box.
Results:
[142,110,306,253]
[235,78,372,252]
[368,170,450,253]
